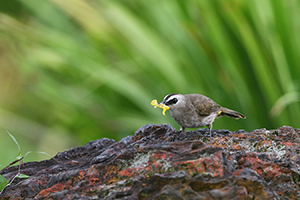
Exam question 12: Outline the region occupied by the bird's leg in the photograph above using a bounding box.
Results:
[180,126,185,132]
[208,124,212,137]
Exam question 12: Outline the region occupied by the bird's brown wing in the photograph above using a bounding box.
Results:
[188,94,221,116]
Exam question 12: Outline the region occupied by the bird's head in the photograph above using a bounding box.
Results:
[161,93,186,110]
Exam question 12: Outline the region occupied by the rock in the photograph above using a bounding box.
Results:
[0,125,299,199]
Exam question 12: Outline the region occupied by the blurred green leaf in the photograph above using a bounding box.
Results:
[16,174,29,179]
[0,175,9,192]
[0,0,300,165]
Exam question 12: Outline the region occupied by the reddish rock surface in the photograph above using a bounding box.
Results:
[0,124,300,199]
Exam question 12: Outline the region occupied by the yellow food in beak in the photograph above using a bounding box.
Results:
[151,99,170,115]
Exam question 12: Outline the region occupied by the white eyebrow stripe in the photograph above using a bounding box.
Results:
[164,93,178,101]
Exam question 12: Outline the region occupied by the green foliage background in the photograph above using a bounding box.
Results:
[0,0,299,166]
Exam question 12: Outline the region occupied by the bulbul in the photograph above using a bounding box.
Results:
[160,93,246,137]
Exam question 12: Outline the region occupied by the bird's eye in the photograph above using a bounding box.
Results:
[166,98,178,105]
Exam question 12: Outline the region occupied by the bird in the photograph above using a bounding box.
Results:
[159,93,246,137]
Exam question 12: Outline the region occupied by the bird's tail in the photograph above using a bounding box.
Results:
[218,107,246,119]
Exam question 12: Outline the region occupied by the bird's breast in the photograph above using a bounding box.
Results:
[170,108,218,128]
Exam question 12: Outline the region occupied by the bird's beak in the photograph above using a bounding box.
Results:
[159,100,166,105]
[158,101,170,115]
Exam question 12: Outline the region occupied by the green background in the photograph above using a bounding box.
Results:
[0,0,299,167]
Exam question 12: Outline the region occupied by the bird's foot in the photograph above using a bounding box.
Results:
[208,128,213,138]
